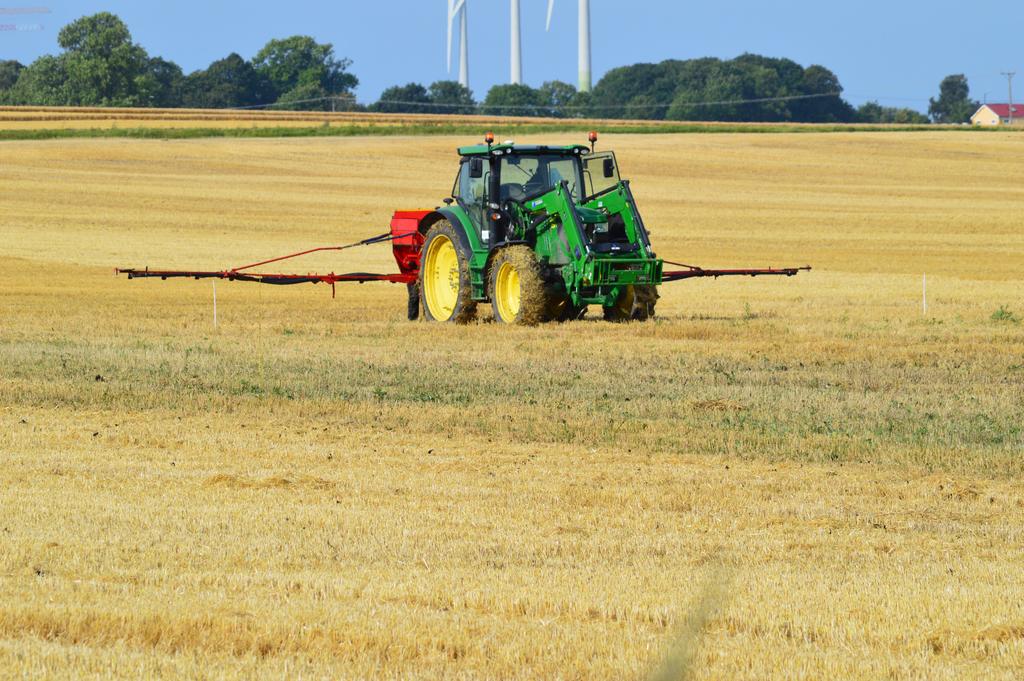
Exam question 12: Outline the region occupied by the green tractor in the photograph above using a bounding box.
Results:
[417,133,663,324]
[118,133,808,323]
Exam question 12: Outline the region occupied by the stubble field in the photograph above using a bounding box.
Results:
[1,131,1023,679]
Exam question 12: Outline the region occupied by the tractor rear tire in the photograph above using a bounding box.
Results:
[489,245,548,325]
[419,220,477,324]
[603,284,659,322]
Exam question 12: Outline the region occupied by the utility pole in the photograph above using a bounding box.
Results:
[1001,71,1015,125]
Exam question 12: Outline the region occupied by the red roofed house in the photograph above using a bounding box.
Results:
[971,103,1024,126]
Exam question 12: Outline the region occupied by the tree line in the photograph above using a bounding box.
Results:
[0,13,980,124]
[0,13,356,110]
[374,61,983,125]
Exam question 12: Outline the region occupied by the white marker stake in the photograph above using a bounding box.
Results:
[922,273,927,316]
[213,280,218,328]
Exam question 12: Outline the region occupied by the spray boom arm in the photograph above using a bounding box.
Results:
[116,211,810,307]
[661,261,811,282]
[116,216,425,298]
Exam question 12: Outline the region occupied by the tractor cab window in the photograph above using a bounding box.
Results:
[583,151,621,198]
[498,154,582,203]
[454,158,487,206]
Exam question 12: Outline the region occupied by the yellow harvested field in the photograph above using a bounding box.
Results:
[2,132,1023,679]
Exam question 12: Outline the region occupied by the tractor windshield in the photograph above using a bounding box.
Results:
[498,154,582,204]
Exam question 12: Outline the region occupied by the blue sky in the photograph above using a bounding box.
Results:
[1,1,1019,110]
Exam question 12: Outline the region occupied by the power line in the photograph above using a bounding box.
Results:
[231,95,356,111]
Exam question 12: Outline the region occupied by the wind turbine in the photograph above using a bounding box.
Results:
[447,0,469,88]
[510,0,522,84]
[546,0,591,92]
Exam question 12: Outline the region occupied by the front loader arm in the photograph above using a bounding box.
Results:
[522,181,591,260]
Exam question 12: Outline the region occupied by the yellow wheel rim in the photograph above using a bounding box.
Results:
[423,234,460,321]
[494,261,521,322]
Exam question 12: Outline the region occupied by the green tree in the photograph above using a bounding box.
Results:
[730,59,789,121]
[667,68,745,121]
[58,12,149,105]
[856,100,884,122]
[856,101,928,124]
[593,54,856,123]
[928,74,978,123]
[537,80,577,117]
[427,80,475,114]
[372,82,431,113]
[789,64,854,123]
[482,83,544,116]
[890,108,929,124]
[135,57,183,108]
[590,61,678,119]
[565,89,592,118]
[252,36,357,109]
[0,60,24,91]
[7,12,149,106]
[180,53,273,109]
[725,54,797,121]
[274,82,328,110]
[2,55,66,105]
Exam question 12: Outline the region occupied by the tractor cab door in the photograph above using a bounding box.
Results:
[581,152,640,251]
[453,158,490,243]
[582,151,621,199]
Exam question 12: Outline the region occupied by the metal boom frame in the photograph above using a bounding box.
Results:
[118,238,809,293]
[116,231,419,298]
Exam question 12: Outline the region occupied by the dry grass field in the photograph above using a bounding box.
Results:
[1,131,1023,679]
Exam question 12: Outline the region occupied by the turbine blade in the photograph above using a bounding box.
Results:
[546,0,555,31]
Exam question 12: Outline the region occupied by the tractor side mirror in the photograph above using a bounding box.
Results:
[469,158,484,179]
[602,158,615,178]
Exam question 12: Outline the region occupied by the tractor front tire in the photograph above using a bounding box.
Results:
[489,246,548,325]
[419,220,476,324]
[603,284,659,322]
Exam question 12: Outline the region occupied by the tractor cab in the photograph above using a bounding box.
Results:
[451,142,588,247]
[495,151,584,203]
[449,141,641,258]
